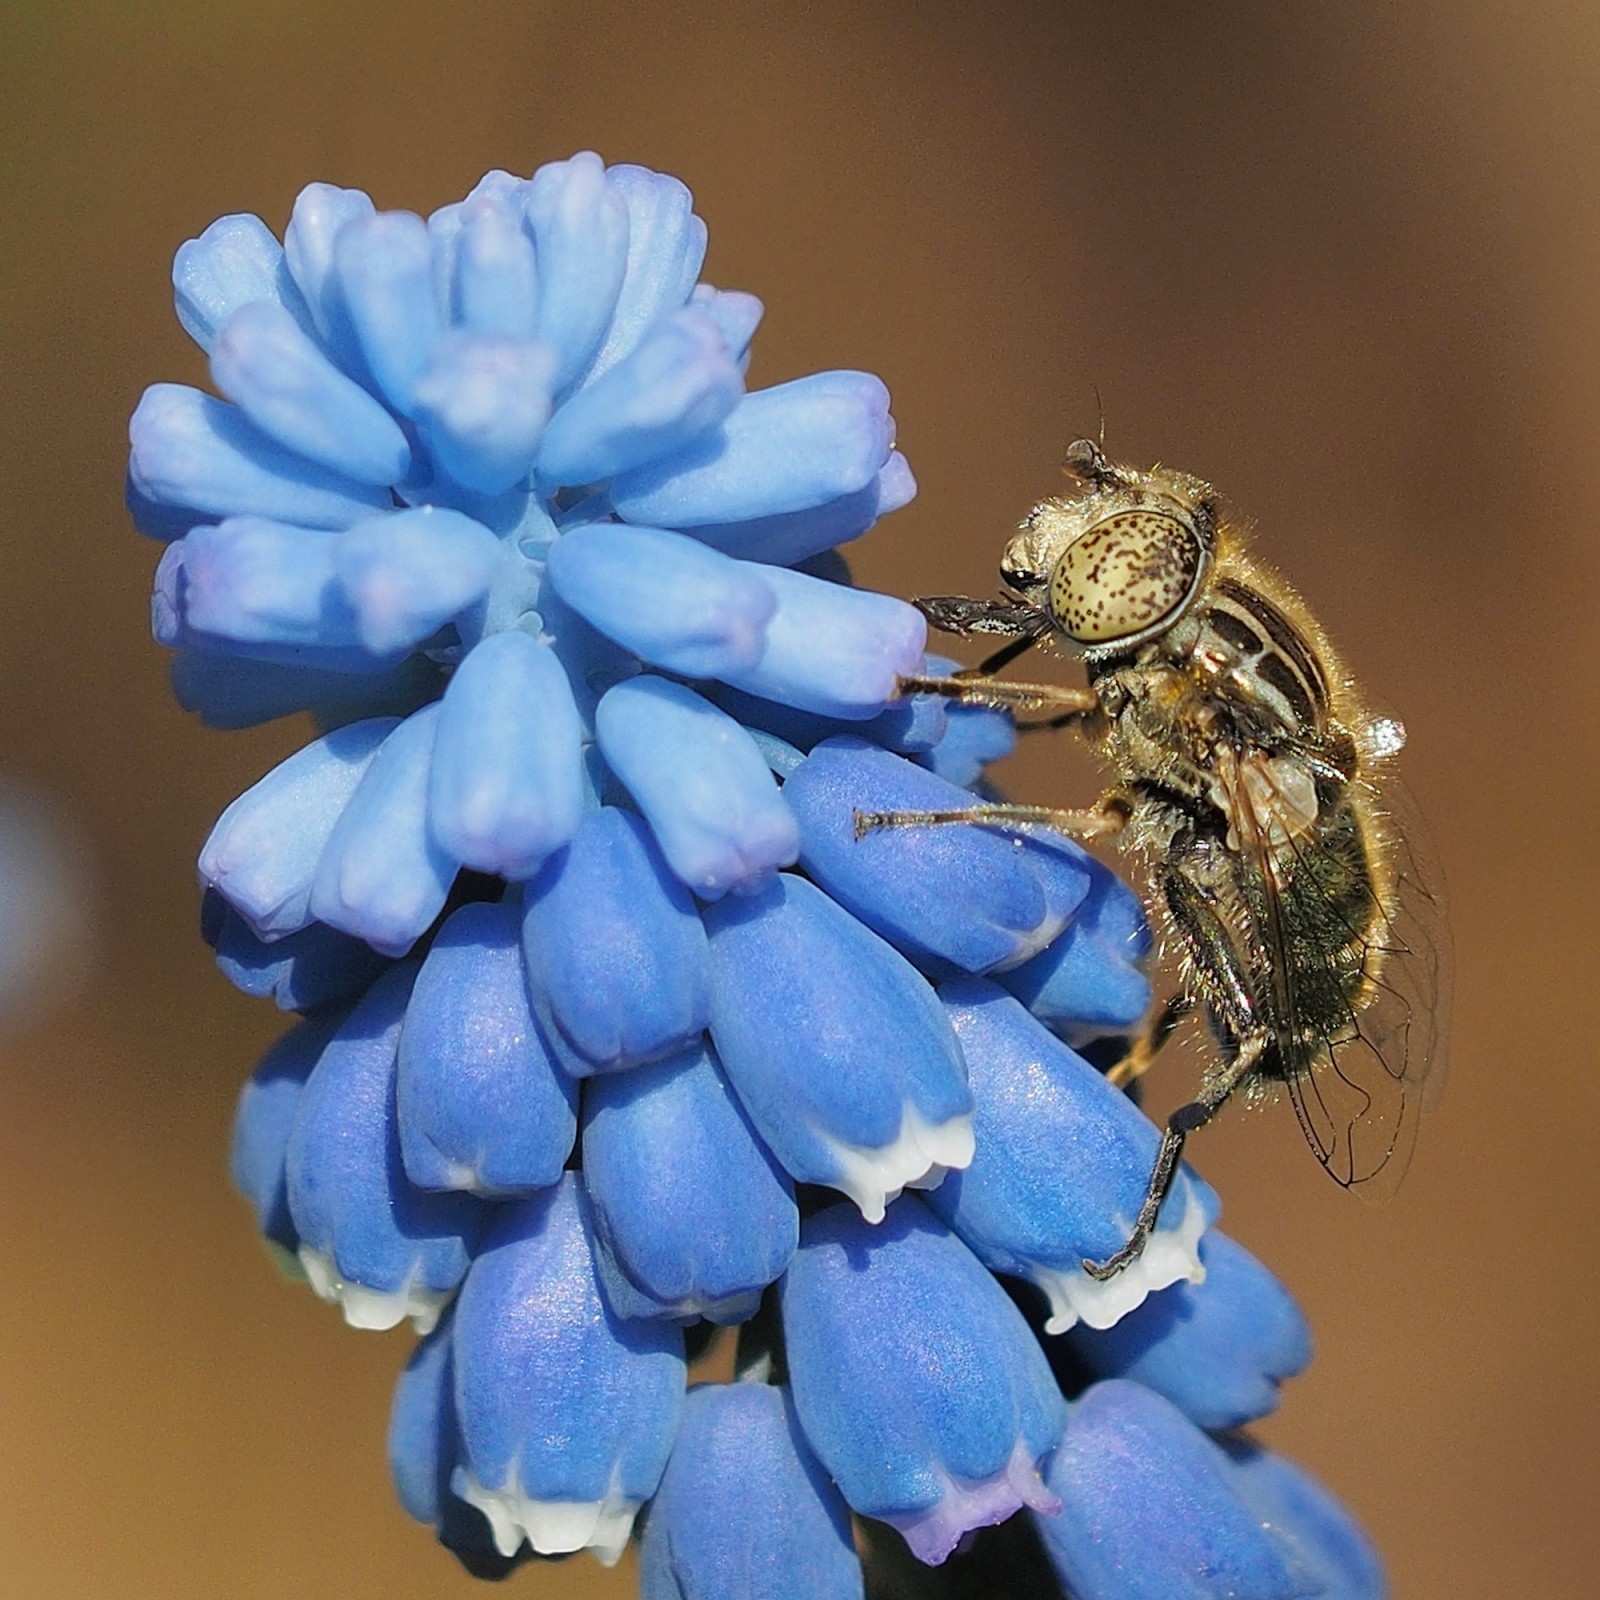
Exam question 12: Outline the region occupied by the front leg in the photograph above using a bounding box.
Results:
[898,671,1099,721]
[854,792,1131,843]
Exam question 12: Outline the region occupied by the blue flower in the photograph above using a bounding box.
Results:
[145,155,1388,1593]
[1033,1381,1383,1599]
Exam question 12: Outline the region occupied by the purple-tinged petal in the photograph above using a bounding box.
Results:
[309,704,457,956]
[397,899,577,1195]
[520,806,710,1075]
[199,717,397,939]
[427,629,585,879]
[582,1044,796,1323]
[544,523,776,678]
[688,283,764,364]
[704,875,972,1220]
[610,371,892,528]
[164,517,356,649]
[596,676,799,898]
[781,1199,1065,1564]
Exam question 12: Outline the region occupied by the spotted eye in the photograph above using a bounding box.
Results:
[1048,510,1203,645]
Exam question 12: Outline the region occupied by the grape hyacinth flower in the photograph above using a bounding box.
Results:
[139,153,1387,1596]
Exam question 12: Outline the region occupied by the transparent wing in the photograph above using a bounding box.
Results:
[1267,767,1451,1198]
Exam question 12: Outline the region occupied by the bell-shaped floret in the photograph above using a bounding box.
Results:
[1065,1230,1312,1430]
[155,519,378,667]
[1000,857,1152,1035]
[129,385,389,532]
[450,1175,686,1564]
[712,564,927,720]
[388,1315,530,1581]
[781,1198,1065,1565]
[639,1383,862,1600]
[309,704,458,956]
[397,898,578,1196]
[687,451,915,567]
[334,210,444,416]
[1222,1439,1386,1600]
[585,164,707,384]
[334,506,504,655]
[173,212,313,353]
[688,283,763,364]
[596,676,800,898]
[544,522,776,679]
[525,151,631,395]
[229,1011,342,1260]
[199,716,397,939]
[282,181,377,373]
[1032,1381,1323,1600]
[412,331,557,495]
[917,695,1017,787]
[520,805,710,1074]
[536,306,743,486]
[451,197,539,339]
[210,300,411,487]
[170,649,438,731]
[203,890,387,1012]
[786,737,1091,976]
[582,1044,796,1323]
[704,875,973,1222]
[285,966,489,1332]
[610,371,892,528]
[928,979,1211,1333]
[426,628,585,880]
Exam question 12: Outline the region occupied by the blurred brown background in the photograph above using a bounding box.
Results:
[1,2,1594,1596]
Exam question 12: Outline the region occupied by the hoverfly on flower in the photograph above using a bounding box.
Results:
[859,439,1451,1279]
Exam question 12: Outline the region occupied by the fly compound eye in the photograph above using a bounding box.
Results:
[1049,509,1204,646]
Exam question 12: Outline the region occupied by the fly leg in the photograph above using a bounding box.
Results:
[896,671,1099,723]
[1082,1031,1267,1282]
[1106,993,1197,1090]
[854,793,1131,843]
